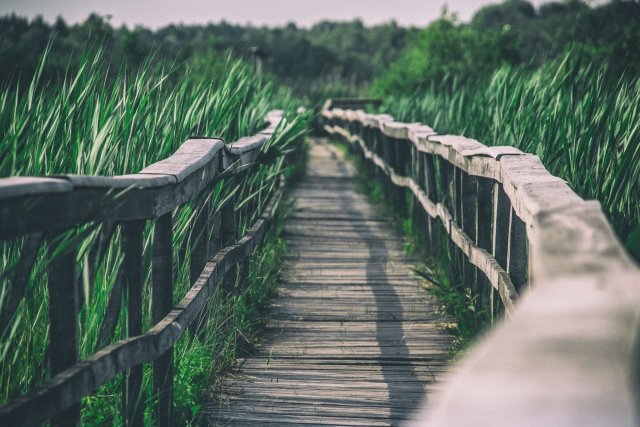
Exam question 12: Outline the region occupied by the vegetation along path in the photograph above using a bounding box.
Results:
[205,139,453,426]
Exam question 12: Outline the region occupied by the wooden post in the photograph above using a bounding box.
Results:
[209,212,222,259]
[425,154,439,255]
[476,178,494,313]
[476,179,493,252]
[47,233,80,427]
[391,136,400,173]
[396,138,408,216]
[221,195,236,247]
[492,183,510,270]
[239,259,251,293]
[461,173,478,292]
[152,213,173,427]
[189,200,210,339]
[451,167,463,283]
[409,145,420,246]
[439,160,454,271]
[221,196,238,296]
[121,220,145,427]
[507,209,528,291]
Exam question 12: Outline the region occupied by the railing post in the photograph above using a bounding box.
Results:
[210,211,222,258]
[47,233,80,427]
[492,183,510,270]
[424,154,440,255]
[189,199,211,339]
[476,178,494,317]
[461,173,478,293]
[121,220,145,427]
[410,145,425,249]
[152,213,173,427]
[507,210,528,291]
[439,160,454,271]
[373,129,385,188]
[451,167,464,283]
[221,196,238,296]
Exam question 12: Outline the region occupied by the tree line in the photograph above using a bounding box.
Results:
[1,0,639,98]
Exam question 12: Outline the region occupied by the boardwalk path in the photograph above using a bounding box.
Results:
[206,139,452,426]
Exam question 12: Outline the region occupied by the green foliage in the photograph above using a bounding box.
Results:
[372,15,519,94]
[0,14,411,99]
[373,1,640,97]
[413,266,489,356]
[471,0,640,76]
[0,47,275,176]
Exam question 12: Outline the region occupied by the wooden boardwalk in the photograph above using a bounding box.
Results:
[205,139,452,426]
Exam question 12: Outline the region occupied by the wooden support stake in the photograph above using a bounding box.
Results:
[189,199,210,339]
[461,173,478,292]
[47,233,80,427]
[121,220,145,427]
[152,213,173,427]
[476,178,494,312]
[476,179,493,252]
[492,183,510,270]
[507,209,528,291]
[220,193,239,296]
[451,167,463,282]
[425,154,439,254]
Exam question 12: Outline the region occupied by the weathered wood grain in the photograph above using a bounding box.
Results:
[207,139,452,426]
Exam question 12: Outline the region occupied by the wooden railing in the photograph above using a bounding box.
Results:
[0,110,293,426]
[321,102,640,426]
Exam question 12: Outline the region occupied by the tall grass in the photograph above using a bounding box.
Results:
[382,53,640,255]
[0,46,309,425]
[0,47,277,177]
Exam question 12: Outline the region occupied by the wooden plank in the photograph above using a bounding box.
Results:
[152,213,174,427]
[121,220,145,427]
[46,233,80,427]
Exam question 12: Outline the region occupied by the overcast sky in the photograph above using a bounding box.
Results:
[0,0,600,28]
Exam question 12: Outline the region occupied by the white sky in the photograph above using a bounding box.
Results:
[0,0,607,29]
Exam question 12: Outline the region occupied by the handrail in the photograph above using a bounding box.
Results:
[0,114,280,239]
[0,110,294,426]
[321,103,640,426]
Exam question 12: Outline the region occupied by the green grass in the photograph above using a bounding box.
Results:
[381,52,640,257]
[0,46,310,425]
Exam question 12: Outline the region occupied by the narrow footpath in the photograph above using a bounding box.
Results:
[205,139,452,426]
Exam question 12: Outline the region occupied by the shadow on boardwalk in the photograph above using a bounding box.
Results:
[205,139,452,426]
[332,148,425,419]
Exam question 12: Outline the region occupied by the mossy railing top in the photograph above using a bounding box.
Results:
[0,110,287,426]
[321,102,640,427]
